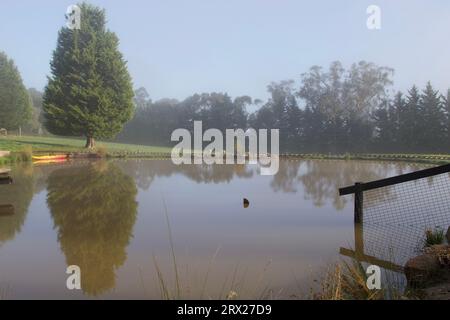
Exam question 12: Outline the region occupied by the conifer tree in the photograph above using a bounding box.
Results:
[400,86,421,151]
[43,3,134,148]
[420,82,445,151]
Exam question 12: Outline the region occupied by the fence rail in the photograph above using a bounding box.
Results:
[339,163,450,196]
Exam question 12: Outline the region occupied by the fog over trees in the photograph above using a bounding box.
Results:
[2,53,450,154]
[118,61,450,153]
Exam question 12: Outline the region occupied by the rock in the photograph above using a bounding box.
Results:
[404,254,442,288]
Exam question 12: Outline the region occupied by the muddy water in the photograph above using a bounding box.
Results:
[0,159,429,299]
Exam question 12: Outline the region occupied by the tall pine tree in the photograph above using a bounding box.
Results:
[43,3,134,148]
[420,82,445,151]
[398,86,421,152]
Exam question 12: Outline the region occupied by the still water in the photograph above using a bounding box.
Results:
[0,159,428,299]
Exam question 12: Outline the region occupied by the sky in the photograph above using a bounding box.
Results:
[1,0,450,103]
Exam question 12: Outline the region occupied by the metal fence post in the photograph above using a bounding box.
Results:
[354,182,363,224]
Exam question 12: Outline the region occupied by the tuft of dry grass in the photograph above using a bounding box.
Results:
[309,259,415,300]
[312,260,384,300]
[150,194,274,300]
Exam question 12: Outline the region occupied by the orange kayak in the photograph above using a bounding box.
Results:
[32,155,68,161]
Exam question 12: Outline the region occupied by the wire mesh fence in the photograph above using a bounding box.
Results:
[361,172,450,266]
[339,164,450,291]
[363,172,450,229]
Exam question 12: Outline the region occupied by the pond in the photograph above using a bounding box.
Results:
[0,159,430,299]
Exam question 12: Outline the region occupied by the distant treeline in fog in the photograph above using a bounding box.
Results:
[118,61,450,153]
[6,60,450,154]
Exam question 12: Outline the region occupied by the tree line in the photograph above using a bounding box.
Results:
[118,61,450,154]
[3,49,450,154]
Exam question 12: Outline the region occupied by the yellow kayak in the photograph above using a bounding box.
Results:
[32,154,68,161]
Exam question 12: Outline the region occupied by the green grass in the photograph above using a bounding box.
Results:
[0,135,171,154]
[424,227,445,248]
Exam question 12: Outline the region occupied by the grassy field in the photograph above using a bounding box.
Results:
[0,135,171,154]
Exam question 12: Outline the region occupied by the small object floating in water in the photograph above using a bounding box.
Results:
[32,154,68,161]
[243,198,249,208]
[0,176,13,185]
[0,204,14,216]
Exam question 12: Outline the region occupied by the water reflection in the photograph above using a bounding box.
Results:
[0,164,34,246]
[0,159,433,298]
[280,160,427,210]
[123,159,427,210]
[46,162,138,296]
[121,160,254,190]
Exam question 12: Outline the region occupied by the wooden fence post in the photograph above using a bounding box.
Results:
[354,182,363,224]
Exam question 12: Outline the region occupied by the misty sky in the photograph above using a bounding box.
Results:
[1,0,450,102]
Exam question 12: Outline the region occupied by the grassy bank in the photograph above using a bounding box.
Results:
[285,153,450,165]
[0,135,172,164]
[0,135,171,153]
[2,135,450,166]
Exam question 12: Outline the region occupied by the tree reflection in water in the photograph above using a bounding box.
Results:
[273,160,427,210]
[47,162,138,296]
[120,159,254,190]
[0,158,431,298]
[122,159,426,210]
[0,164,34,246]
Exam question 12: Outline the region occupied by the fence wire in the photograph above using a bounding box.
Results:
[361,172,450,265]
[363,172,450,229]
[342,170,450,292]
